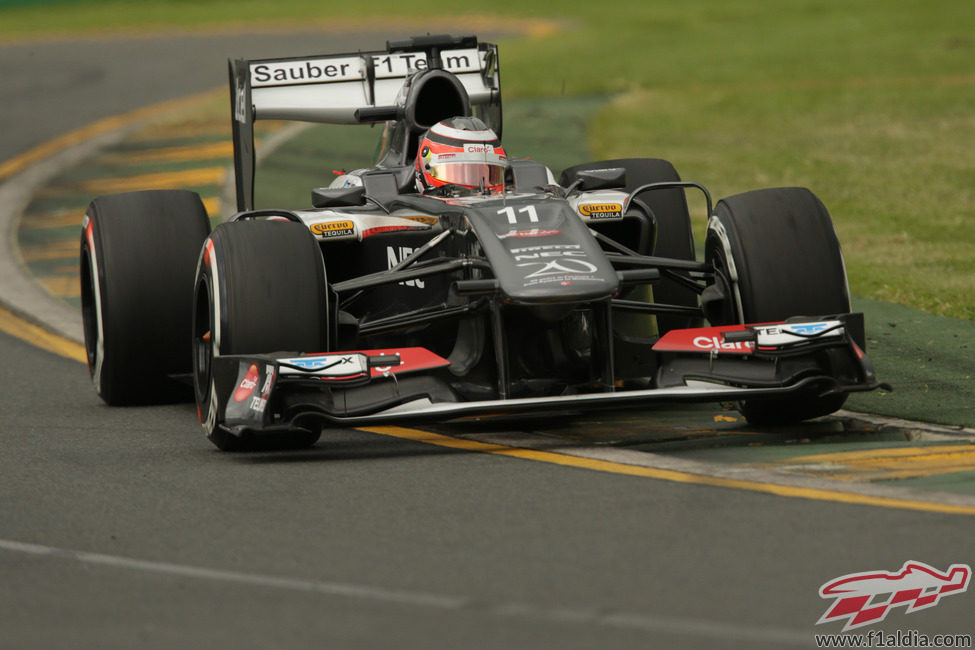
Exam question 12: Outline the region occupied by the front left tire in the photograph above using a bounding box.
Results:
[193,219,329,451]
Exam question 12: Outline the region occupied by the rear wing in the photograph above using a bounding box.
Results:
[229,34,501,211]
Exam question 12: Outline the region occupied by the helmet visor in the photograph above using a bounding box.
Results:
[428,162,505,188]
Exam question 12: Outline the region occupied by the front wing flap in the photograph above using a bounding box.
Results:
[209,315,888,435]
[209,347,453,434]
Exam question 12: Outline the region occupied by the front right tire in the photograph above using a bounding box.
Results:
[80,190,210,405]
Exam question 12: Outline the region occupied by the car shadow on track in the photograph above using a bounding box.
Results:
[226,428,467,465]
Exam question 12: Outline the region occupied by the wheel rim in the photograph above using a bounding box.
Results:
[704,216,746,326]
[192,274,214,422]
[80,247,99,371]
[80,228,107,391]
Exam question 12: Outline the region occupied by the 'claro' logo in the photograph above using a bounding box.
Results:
[578,203,623,219]
[693,336,754,351]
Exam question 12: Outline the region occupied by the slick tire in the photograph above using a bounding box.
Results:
[704,187,851,425]
[561,158,700,333]
[80,190,210,405]
[193,219,328,451]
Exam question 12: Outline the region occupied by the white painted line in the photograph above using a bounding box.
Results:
[0,538,466,609]
[0,537,812,645]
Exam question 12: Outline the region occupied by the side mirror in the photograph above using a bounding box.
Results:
[312,185,365,208]
[566,167,627,191]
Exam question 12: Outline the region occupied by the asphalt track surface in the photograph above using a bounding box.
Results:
[2,30,974,649]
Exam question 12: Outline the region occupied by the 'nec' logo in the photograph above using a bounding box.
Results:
[387,246,424,288]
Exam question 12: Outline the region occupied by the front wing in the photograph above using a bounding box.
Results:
[206,315,888,437]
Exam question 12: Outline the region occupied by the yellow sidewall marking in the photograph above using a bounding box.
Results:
[359,426,975,516]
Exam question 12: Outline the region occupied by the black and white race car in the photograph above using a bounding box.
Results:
[80,34,887,450]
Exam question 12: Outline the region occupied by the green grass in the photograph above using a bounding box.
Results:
[4,0,975,319]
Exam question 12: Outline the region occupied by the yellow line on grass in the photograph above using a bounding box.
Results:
[36,276,81,299]
[79,166,225,195]
[19,240,78,262]
[769,445,975,481]
[100,140,233,164]
[0,89,222,182]
[19,207,84,230]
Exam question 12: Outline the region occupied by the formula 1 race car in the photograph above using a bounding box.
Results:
[80,34,887,450]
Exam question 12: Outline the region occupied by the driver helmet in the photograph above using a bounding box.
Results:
[415,116,507,193]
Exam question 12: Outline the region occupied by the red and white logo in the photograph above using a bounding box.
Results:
[652,324,756,355]
[817,561,971,631]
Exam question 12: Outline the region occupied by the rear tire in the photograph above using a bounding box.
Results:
[704,187,851,424]
[561,158,700,333]
[80,190,210,405]
[193,220,328,451]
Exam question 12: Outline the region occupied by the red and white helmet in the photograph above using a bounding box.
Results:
[415,117,507,193]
